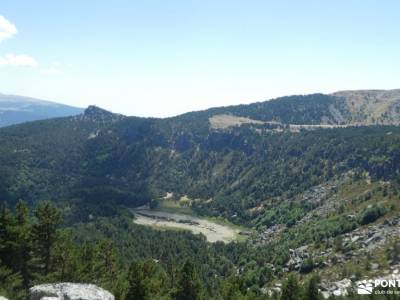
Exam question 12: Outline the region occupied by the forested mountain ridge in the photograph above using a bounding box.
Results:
[2,90,400,222]
[0,93,83,127]
[3,89,400,299]
[172,89,400,129]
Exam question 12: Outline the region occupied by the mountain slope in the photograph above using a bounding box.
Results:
[2,89,400,298]
[1,91,400,224]
[332,89,400,124]
[0,93,83,127]
[180,89,400,128]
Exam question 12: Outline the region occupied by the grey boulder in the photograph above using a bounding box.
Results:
[29,283,114,300]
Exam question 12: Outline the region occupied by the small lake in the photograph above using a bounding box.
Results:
[132,208,241,243]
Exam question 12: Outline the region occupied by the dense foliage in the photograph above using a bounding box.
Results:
[0,201,346,300]
[3,95,400,299]
[2,104,400,227]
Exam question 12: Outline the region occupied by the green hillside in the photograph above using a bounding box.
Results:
[2,91,400,299]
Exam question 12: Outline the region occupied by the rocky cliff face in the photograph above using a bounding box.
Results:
[29,283,114,300]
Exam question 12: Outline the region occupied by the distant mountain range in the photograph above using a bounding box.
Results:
[0,93,83,127]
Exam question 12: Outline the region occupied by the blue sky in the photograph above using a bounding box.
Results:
[0,1,399,117]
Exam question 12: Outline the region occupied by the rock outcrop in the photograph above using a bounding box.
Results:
[0,296,9,300]
[29,283,114,300]
[81,105,124,123]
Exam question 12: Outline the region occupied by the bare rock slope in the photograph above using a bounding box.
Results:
[332,89,400,125]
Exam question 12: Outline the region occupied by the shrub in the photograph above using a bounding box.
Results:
[358,204,387,225]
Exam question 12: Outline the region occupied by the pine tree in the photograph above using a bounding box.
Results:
[0,205,15,266]
[13,200,33,288]
[221,275,246,300]
[174,260,203,300]
[93,240,119,292]
[51,230,80,282]
[0,205,26,299]
[32,202,62,275]
[126,261,147,300]
[281,274,299,300]
[304,275,320,300]
[126,258,167,300]
[0,261,25,300]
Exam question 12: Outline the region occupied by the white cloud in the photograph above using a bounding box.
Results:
[0,54,38,67]
[0,15,17,42]
[0,17,38,68]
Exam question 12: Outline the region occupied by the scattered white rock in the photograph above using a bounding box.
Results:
[371,263,379,270]
[29,283,114,300]
[88,130,100,139]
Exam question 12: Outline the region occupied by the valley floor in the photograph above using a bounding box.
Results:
[132,207,243,243]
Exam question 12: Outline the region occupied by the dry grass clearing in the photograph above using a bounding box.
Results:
[209,114,265,129]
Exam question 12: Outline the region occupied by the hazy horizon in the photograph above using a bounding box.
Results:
[1,1,400,117]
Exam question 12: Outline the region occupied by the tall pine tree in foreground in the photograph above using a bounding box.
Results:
[14,201,33,288]
[32,202,62,277]
[0,202,27,299]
